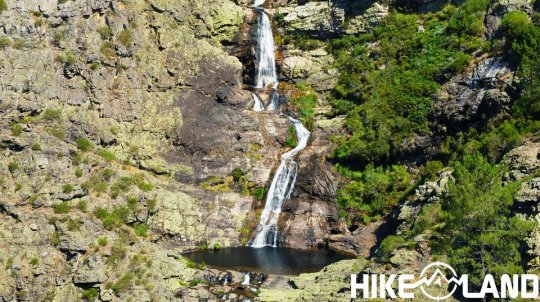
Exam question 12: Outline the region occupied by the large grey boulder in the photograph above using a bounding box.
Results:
[277,1,388,38]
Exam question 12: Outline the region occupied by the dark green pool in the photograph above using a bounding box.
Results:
[185,246,353,275]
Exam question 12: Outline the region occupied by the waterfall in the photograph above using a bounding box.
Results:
[248,0,311,248]
[252,0,265,7]
[250,118,311,247]
[241,273,250,285]
[254,10,278,89]
[252,93,265,111]
[266,92,283,111]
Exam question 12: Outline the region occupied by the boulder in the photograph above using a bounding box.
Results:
[277,1,388,38]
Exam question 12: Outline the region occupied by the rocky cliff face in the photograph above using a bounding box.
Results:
[0,0,293,300]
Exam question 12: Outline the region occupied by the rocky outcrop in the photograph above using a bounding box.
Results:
[485,0,534,38]
[280,48,339,91]
[502,141,540,271]
[430,56,515,135]
[276,0,388,38]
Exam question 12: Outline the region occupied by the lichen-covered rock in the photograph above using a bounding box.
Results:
[277,1,388,38]
[485,0,533,38]
[430,57,515,135]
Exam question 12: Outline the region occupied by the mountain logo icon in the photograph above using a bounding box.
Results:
[418,261,459,301]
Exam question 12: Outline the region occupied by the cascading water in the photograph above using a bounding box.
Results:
[252,0,266,7]
[252,93,265,111]
[266,92,283,111]
[249,0,311,248]
[250,118,310,247]
[254,9,278,88]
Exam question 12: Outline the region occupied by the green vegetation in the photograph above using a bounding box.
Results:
[97,149,116,161]
[284,125,298,148]
[43,108,62,121]
[337,165,412,223]
[434,154,534,289]
[97,26,113,40]
[251,186,266,201]
[502,11,531,39]
[97,237,108,246]
[81,288,99,301]
[54,202,70,214]
[0,37,11,49]
[11,124,22,136]
[47,125,65,139]
[380,235,408,258]
[329,6,479,168]
[31,143,41,151]
[29,257,39,266]
[76,137,93,151]
[101,42,115,58]
[75,168,83,178]
[327,0,540,290]
[8,162,19,173]
[133,223,149,237]
[62,183,74,193]
[0,0,7,15]
[95,206,129,230]
[118,29,133,47]
[77,200,88,213]
[231,168,244,182]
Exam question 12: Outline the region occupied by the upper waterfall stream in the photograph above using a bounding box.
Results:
[248,0,311,248]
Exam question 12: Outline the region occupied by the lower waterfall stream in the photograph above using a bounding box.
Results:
[185,0,352,275]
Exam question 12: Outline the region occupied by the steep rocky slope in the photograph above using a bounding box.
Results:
[1,0,539,301]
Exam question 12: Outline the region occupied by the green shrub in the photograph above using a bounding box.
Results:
[77,200,88,213]
[146,199,157,212]
[100,42,115,58]
[126,195,137,209]
[97,237,108,246]
[31,143,41,151]
[0,0,7,15]
[213,243,222,250]
[231,168,244,182]
[43,108,62,121]
[97,149,116,161]
[0,37,11,49]
[380,235,406,257]
[133,223,149,237]
[62,184,74,193]
[284,125,298,148]
[97,26,113,40]
[75,168,83,178]
[95,206,130,230]
[8,162,19,173]
[502,11,531,39]
[47,125,65,139]
[29,257,39,266]
[251,187,265,201]
[81,288,99,301]
[337,165,411,221]
[118,29,133,47]
[137,181,152,192]
[11,124,22,136]
[54,202,70,214]
[76,138,93,151]
[90,62,100,70]
[448,0,489,36]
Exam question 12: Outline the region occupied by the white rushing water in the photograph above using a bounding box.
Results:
[266,92,281,111]
[250,118,311,247]
[252,93,265,111]
[241,273,250,285]
[252,0,265,7]
[254,10,278,88]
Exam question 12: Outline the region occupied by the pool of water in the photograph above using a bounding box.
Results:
[185,247,353,276]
